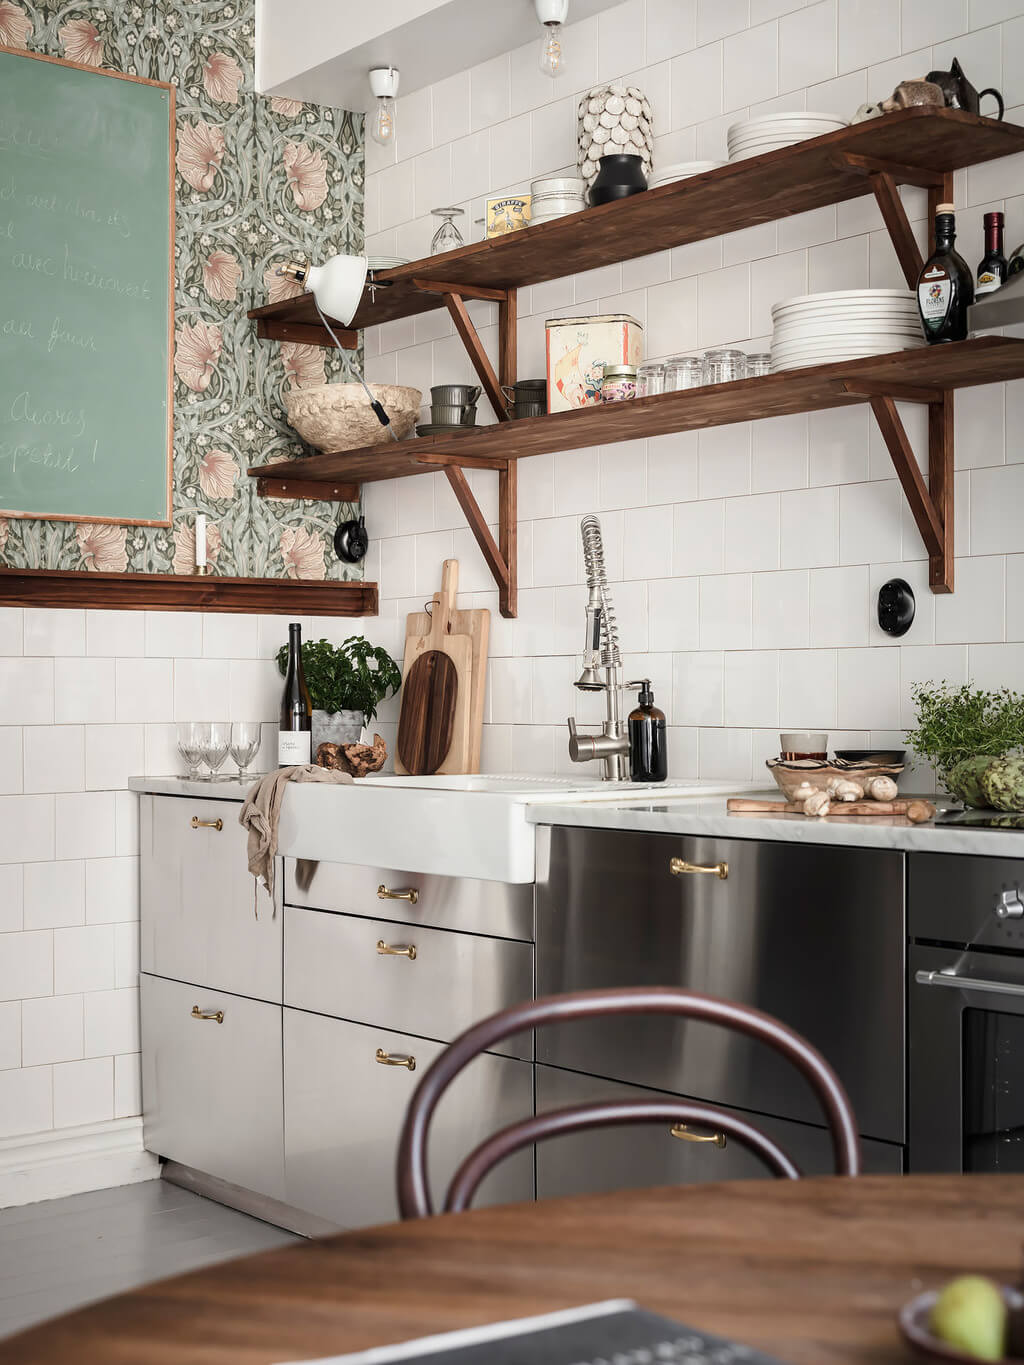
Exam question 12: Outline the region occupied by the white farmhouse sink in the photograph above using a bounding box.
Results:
[277,773,748,884]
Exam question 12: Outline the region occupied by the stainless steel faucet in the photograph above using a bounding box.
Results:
[566,515,630,781]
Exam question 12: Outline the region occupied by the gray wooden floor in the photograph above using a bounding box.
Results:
[0,1178,298,1342]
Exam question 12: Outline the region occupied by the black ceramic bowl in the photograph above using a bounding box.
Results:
[834,748,907,766]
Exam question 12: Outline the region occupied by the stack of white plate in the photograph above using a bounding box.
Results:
[648,160,724,188]
[770,289,924,371]
[531,177,587,225]
[727,111,847,161]
[367,255,410,271]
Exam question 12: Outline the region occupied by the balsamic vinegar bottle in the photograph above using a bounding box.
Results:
[917,203,974,344]
[278,622,312,767]
[628,679,667,783]
[977,210,1007,296]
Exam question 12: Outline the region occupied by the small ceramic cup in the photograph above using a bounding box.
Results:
[780,732,828,760]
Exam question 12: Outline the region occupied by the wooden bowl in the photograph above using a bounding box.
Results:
[285,383,422,451]
[900,1286,1024,1361]
[766,760,904,801]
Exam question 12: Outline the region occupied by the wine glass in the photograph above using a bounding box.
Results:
[201,722,231,781]
[176,722,205,780]
[230,721,262,782]
[430,206,465,255]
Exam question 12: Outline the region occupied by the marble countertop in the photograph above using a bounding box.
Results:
[128,776,1024,860]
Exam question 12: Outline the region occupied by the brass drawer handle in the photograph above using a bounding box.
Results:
[376,1048,416,1071]
[377,884,419,904]
[377,939,417,960]
[191,816,224,831]
[191,1005,224,1023]
[670,1123,726,1148]
[670,857,728,880]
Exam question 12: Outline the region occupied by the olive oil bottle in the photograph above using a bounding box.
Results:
[917,203,974,344]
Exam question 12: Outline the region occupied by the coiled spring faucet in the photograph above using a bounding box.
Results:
[567,515,630,781]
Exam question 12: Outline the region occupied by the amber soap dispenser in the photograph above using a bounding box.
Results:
[628,679,667,783]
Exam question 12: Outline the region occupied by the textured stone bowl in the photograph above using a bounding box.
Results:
[285,383,422,452]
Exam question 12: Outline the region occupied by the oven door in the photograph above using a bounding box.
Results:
[910,943,1024,1172]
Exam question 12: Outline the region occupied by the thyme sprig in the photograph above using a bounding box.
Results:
[905,682,1024,787]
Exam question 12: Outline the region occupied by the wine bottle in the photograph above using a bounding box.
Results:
[976,211,1007,296]
[278,622,312,767]
[917,203,974,344]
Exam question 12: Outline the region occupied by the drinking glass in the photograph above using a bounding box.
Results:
[230,721,262,782]
[430,206,465,255]
[746,352,771,376]
[190,722,213,779]
[664,356,705,391]
[176,721,205,780]
[636,362,666,396]
[201,722,231,781]
[703,348,747,384]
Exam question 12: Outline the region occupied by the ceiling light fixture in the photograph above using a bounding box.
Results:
[535,0,568,78]
[368,66,399,147]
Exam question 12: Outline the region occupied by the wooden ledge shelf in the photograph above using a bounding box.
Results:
[247,108,1024,338]
[0,568,378,616]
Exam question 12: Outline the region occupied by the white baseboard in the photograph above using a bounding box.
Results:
[0,1117,160,1209]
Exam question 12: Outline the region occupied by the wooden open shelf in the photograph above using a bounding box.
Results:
[0,568,378,616]
[249,108,1024,338]
[248,107,1024,615]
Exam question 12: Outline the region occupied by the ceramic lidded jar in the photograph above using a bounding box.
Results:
[589,153,648,205]
[578,84,653,190]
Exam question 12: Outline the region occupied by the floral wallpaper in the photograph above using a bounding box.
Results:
[0,0,364,581]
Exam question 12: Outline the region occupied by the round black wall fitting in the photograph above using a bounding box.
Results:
[334,514,368,564]
[877,578,916,637]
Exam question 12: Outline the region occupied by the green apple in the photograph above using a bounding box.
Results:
[930,1275,1007,1361]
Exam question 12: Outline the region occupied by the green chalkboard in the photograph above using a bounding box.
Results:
[0,47,173,525]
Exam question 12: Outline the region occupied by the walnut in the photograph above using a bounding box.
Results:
[316,734,387,778]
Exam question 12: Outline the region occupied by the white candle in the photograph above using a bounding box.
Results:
[195,514,207,569]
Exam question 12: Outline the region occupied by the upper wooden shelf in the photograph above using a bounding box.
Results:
[248,337,1024,484]
[248,108,1024,337]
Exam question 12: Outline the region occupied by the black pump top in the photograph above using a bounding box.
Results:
[633,678,654,707]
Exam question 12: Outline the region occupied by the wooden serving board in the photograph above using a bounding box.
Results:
[728,797,936,823]
[395,560,488,775]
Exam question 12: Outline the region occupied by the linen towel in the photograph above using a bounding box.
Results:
[239,764,353,901]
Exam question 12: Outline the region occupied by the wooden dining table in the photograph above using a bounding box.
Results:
[6,1174,1024,1364]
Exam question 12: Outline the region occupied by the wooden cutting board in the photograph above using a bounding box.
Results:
[395,560,488,775]
[728,797,936,823]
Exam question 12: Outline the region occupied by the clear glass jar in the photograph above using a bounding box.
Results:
[601,364,637,402]
[746,352,771,376]
[664,356,705,391]
[636,362,665,397]
[703,348,747,384]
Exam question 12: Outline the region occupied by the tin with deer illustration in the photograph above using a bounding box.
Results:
[544,314,644,412]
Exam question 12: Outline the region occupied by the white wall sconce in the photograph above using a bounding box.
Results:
[368,66,400,146]
[535,0,568,78]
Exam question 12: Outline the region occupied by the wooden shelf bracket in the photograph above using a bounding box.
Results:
[443,462,518,618]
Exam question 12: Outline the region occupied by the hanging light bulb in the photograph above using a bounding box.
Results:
[535,0,568,78]
[368,66,400,147]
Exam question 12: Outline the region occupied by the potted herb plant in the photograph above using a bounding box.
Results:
[275,635,402,754]
[905,682,1024,805]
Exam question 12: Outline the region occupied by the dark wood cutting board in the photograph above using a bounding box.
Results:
[396,650,458,775]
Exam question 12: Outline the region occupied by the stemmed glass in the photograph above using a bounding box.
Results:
[430,206,465,255]
[176,722,205,780]
[201,722,231,781]
[230,721,262,782]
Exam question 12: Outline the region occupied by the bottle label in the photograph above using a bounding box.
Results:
[976,271,1001,295]
[918,266,952,333]
[278,730,311,767]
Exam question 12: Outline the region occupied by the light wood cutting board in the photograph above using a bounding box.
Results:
[395,560,489,775]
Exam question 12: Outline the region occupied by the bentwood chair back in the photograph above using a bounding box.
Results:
[396,985,861,1218]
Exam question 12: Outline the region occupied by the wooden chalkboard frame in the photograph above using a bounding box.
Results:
[0,44,175,527]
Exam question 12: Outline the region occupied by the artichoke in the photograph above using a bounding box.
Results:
[980,756,1024,812]
[947,756,998,808]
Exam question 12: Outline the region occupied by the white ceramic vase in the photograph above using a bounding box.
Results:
[577,84,654,189]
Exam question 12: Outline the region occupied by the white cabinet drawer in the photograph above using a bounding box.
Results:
[284,907,533,1058]
[283,1009,534,1228]
[140,794,281,1002]
[284,858,534,941]
[141,973,285,1200]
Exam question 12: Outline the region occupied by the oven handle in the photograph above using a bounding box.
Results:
[915,969,1024,999]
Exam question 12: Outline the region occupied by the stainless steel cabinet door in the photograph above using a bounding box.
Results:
[285,907,534,1058]
[284,1009,534,1228]
[535,1065,903,1201]
[140,795,281,1002]
[140,972,285,1199]
[536,826,905,1142]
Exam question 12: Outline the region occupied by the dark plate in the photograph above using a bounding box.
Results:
[835,748,906,765]
[900,1287,1024,1362]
